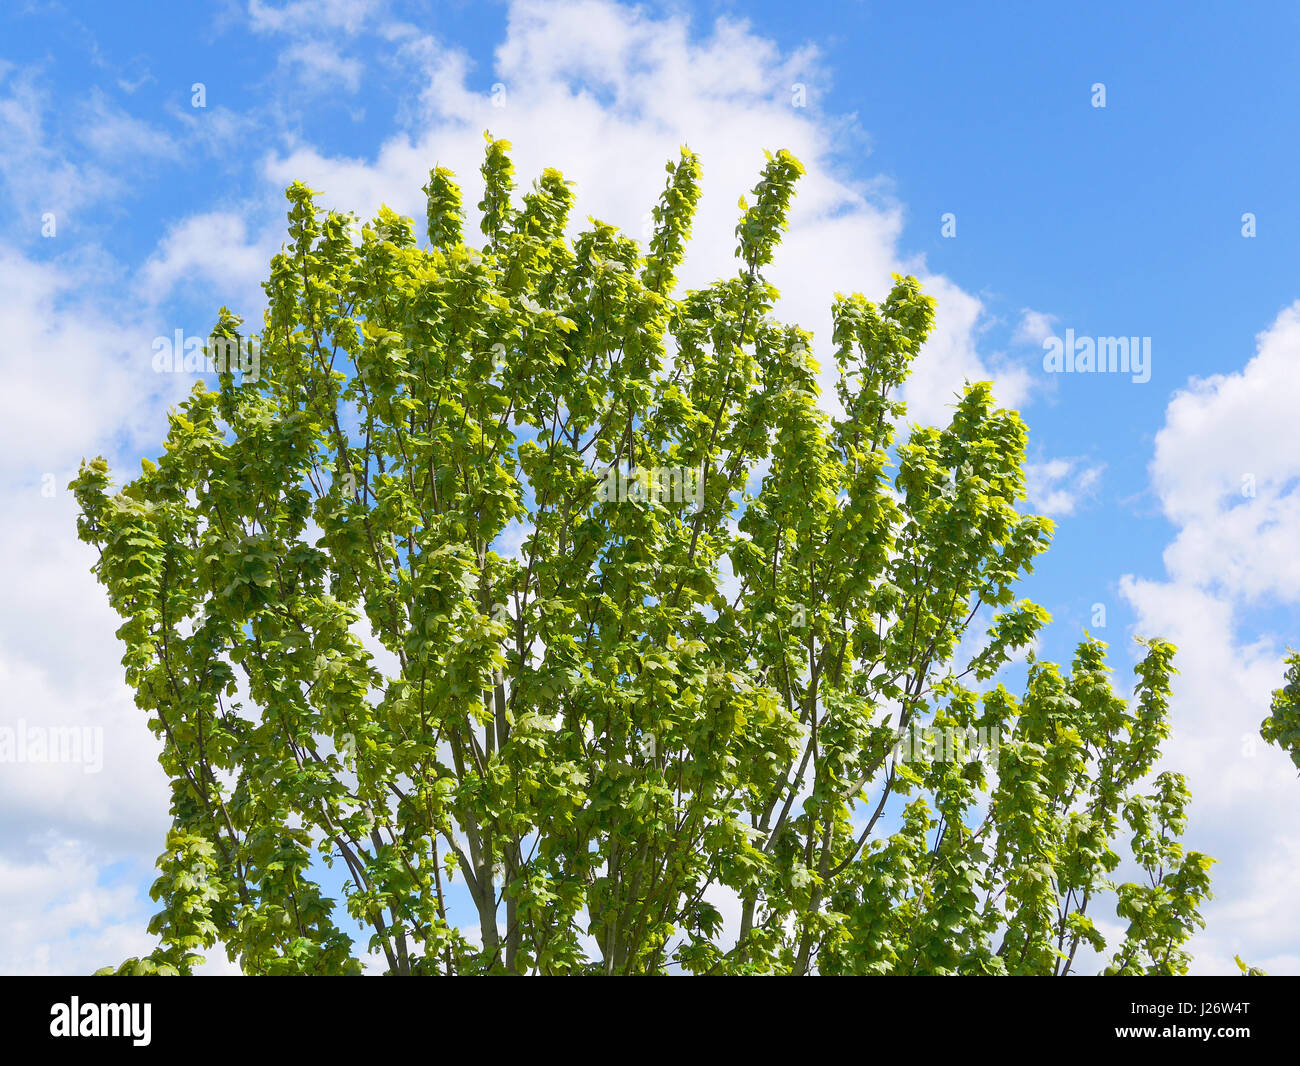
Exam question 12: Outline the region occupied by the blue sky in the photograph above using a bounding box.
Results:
[3,0,1300,974]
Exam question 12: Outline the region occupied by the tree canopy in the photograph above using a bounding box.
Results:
[75,136,1212,975]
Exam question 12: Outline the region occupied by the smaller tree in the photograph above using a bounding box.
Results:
[1263,651,1300,770]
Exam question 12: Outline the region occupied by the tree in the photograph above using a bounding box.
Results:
[1263,651,1300,771]
[75,136,1212,975]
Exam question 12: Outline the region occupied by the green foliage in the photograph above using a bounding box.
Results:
[1235,954,1266,976]
[75,139,1211,975]
[1263,650,1300,771]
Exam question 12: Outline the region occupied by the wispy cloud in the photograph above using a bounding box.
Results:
[1025,456,1104,516]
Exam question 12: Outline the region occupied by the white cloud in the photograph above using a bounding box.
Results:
[0,69,116,228]
[247,0,381,92]
[135,211,273,314]
[280,41,365,93]
[0,836,155,976]
[1012,307,1057,347]
[1122,300,1300,975]
[0,242,195,974]
[262,0,1023,428]
[76,89,180,162]
[1151,301,1300,602]
[0,246,184,481]
[1024,456,1104,517]
[247,0,381,36]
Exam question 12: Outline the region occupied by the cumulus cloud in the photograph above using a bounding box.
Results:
[135,211,274,314]
[0,247,184,484]
[0,837,156,976]
[1151,301,1300,602]
[0,243,190,972]
[1122,301,1300,974]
